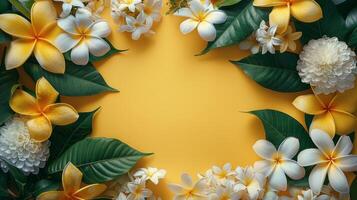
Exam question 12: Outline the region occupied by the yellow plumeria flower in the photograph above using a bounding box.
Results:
[253,0,323,34]
[0,0,65,73]
[277,26,302,53]
[37,162,107,200]
[9,77,79,142]
[293,87,357,138]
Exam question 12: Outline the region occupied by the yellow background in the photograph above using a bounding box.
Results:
[21,3,311,198]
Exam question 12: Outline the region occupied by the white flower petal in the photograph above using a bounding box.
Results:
[181,173,193,187]
[253,160,274,177]
[280,160,305,180]
[309,165,328,194]
[180,19,198,34]
[55,33,80,53]
[57,15,79,35]
[253,140,276,160]
[168,184,184,193]
[197,21,216,41]
[87,37,110,57]
[71,0,85,7]
[278,137,299,159]
[310,129,335,156]
[269,166,287,191]
[132,29,144,40]
[71,41,89,65]
[90,21,111,38]
[333,135,353,157]
[174,8,194,18]
[328,165,349,193]
[298,149,325,166]
[75,8,93,29]
[61,3,72,18]
[336,155,357,172]
[205,10,227,24]
[189,0,205,16]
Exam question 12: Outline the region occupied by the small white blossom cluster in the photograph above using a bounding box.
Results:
[0,117,50,175]
[54,0,109,18]
[111,0,163,40]
[111,167,166,200]
[169,129,356,200]
[297,37,357,94]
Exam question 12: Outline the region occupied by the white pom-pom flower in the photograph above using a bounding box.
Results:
[297,37,357,94]
[0,117,50,174]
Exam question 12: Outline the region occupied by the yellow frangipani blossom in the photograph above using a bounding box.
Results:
[37,162,107,200]
[0,0,65,73]
[10,77,79,142]
[253,0,323,34]
[293,87,357,138]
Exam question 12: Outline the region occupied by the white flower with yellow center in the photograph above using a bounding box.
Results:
[174,0,227,41]
[209,181,240,200]
[256,20,282,54]
[0,117,50,175]
[54,0,85,18]
[56,8,111,65]
[120,12,154,40]
[134,167,166,185]
[297,129,357,194]
[253,137,305,191]
[234,166,264,200]
[168,173,208,200]
[297,37,357,94]
[116,0,142,12]
[142,0,163,24]
[127,179,153,200]
[209,163,235,184]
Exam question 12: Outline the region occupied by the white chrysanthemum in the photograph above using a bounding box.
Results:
[0,117,50,174]
[297,37,357,94]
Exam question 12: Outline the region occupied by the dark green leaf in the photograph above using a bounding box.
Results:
[0,60,19,125]
[348,28,357,48]
[48,138,151,183]
[295,0,348,44]
[200,0,269,54]
[232,53,309,92]
[333,132,355,144]
[336,0,357,17]
[33,180,59,197]
[8,0,34,19]
[304,114,313,130]
[351,177,357,200]
[249,109,314,150]
[23,61,118,96]
[216,0,242,8]
[346,7,357,31]
[50,109,99,160]
[7,164,27,196]
[0,0,11,13]
[0,171,9,197]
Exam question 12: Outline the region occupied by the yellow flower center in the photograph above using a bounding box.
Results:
[273,153,284,165]
[196,11,207,22]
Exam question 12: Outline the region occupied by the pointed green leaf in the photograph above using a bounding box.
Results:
[33,180,59,197]
[351,177,357,199]
[216,0,242,8]
[249,109,314,150]
[200,0,269,54]
[346,7,357,31]
[0,171,9,197]
[232,53,309,92]
[8,0,34,19]
[48,138,150,183]
[23,61,118,96]
[295,0,348,44]
[348,28,357,48]
[50,109,99,160]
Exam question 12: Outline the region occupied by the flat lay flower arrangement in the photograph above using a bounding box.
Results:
[167,0,357,199]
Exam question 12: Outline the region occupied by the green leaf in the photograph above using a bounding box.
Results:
[33,180,59,197]
[8,0,34,19]
[0,0,11,13]
[348,28,357,48]
[304,114,313,130]
[0,63,19,125]
[249,109,315,150]
[351,177,357,200]
[216,0,242,8]
[23,61,118,96]
[7,164,27,196]
[200,0,269,54]
[0,171,9,197]
[50,109,99,160]
[0,30,11,44]
[232,53,309,92]
[295,0,349,44]
[346,7,357,31]
[64,39,125,63]
[48,138,150,183]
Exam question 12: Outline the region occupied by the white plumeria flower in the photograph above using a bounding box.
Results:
[134,167,166,185]
[297,129,357,194]
[297,189,317,200]
[209,163,235,184]
[117,192,128,200]
[168,173,207,200]
[142,0,162,24]
[209,181,240,200]
[120,12,154,40]
[253,137,305,191]
[127,179,153,200]
[117,0,142,12]
[262,190,279,200]
[174,0,227,41]
[256,20,282,54]
[234,166,264,200]
[56,8,111,65]
[54,0,85,18]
